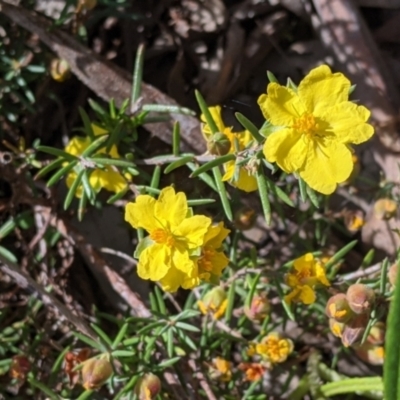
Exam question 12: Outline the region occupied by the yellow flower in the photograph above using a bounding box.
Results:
[255,332,293,364]
[284,253,330,305]
[185,222,230,288]
[208,357,232,382]
[198,286,228,319]
[65,124,130,198]
[258,65,374,194]
[125,186,212,292]
[238,362,266,381]
[201,106,258,192]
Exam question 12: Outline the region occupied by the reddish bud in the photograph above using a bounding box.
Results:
[81,356,113,390]
[50,59,71,82]
[244,294,270,321]
[346,284,375,314]
[373,198,397,220]
[134,373,161,400]
[325,293,353,323]
[341,313,369,347]
[9,355,31,381]
[234,207,257,231]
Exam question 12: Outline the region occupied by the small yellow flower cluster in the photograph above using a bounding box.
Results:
[284,253,330,305]
[326,283,376,347]
[201,106,258,193]
[125,186,230,292]
[208,357,232,382]
[258,65,374,195]
[248,332,293,368]
[64,124,130,198]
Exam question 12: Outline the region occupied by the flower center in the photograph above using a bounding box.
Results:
[292,113,318,136]
[150,228,175,246]
[264,338,290,363]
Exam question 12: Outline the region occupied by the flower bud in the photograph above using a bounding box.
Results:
[77,0,97,11]
[373,198,397,220]
[234,207,257,231]
[354,343,384,365]
[9,355,31,381]
[207,132,231,156]
[343,210,364,233]
[329,318,344,338]
[341,313,369,347]
[81,356,113,390]
[198,287,227,319]
[50,59,71,82]
[388,263,398,287]
[134,373,161,400]
[366,322,385,346]
[346,284,375,314]
[208,357,232,382]
[325,293,353,323]
[244,294,270,321]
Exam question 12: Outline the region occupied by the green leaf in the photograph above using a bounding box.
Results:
[187,198,215,207]
[107,186,129,204]
[256,169,271,225]
[267,70,278,83]
[306,183,320,208]
[384,255,400,400]
[213,167,233,221]
[142,104,195,115]
[190,154,235,178]
[78,191,88,221]
[265,177,294,207]
[36,146,78,162]
[324,240,358,270]
[79,107,95,139]
[235,112,264,143]
[0,245,17,263]
[131,43,145,104]
[64,169,84,210]
[86,156,136,168]
[47,161,78,187]
[81,135,108,157]
[172,121,181,156]
[186,162,217,191]
[112,323,129,349]
[195,90,218,134]
[90,324,113,347]
[321,377,383,397]
[35,158,64,179]
[164,155,195,174]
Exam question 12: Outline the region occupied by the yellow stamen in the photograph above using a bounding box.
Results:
[293,113,318,135]
[150,229,175,246]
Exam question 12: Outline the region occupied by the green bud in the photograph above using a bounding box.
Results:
[207,132,231,156]
[81,356,113,390]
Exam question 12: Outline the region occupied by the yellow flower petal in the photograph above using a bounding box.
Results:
[201,106,226,136]
[299,141,353,194]
[258,83,305,127]
[95,167,128,193]
[125,195,158,231]
[263,128,307,173]
[174,215,211,249]
[137,244,170,281]
[298,65,350,113]
[65,136,90,156]
[204,222,230,248]
[223,162,258,192]
[159,265,187,292]
[319,102,374,144]
[298,285,316,304]
[155,187,188,227]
